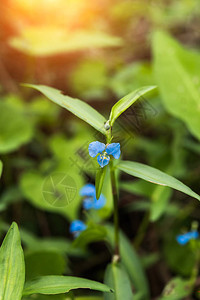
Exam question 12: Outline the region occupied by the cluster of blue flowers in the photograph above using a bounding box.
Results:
[176,230,199,245]
[69,183,106,238]
[70,140,120,237]
[89,141,121,168]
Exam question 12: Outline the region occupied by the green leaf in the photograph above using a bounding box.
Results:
[153,31,200,140]
[10,26,122,56]
[22,295,66,300]
[95,166,107,200]
[117,161,200,201]
[0,222,25,300]
[22,275,113,296]
[0,101,34,153]
[23,295,102,300]
[0,161,2,178]
[159,277,191,300]
[109,86,156,126]
[20,170,84,221]
[23,84,106,135]
[104,262,133,300]
[106,225,149,300]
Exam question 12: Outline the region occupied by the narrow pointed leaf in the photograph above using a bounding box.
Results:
[0,222,25,300]
[117,161,200,201]
[109,86,156,126]
[23,84,107,135]
[104,262,133,300]
[95,166,107,200]
[0,161,2,178]
[22,275,113,296]
[98,166,114,219]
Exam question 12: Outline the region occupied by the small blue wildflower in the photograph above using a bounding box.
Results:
[88,141,121,168]
[80,183,106,210]
[176,230,199,245]
[69,220,87,238]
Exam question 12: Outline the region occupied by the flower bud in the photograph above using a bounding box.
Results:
[104,120,110,130]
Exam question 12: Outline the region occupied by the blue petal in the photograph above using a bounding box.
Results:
[189,230,199,240]
[88,141,106,158]
[80,183,96,197]
[83,197,94,210]
[69,220,86,233]
[106,143,121,159]
[93,194,106,210]
[176,234,189,245]
[176,231,199,245]
[97,154,110,168]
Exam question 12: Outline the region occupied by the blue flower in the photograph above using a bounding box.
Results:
[88,141,121,168]
[69,220,87,238]
[80,183,106,210]
[176,230,199,245]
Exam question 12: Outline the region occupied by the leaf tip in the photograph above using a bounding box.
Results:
[10,221,18,230]
[20,83,30,87]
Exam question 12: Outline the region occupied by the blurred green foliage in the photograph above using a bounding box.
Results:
[1,0,200,299]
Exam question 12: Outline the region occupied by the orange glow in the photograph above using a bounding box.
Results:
[2,0,108,35]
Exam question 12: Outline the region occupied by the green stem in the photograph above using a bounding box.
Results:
[106,128,119,260]
[110,160,120,260]
[106,125,112,144]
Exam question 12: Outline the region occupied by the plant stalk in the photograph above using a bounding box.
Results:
[110,160,120,260]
